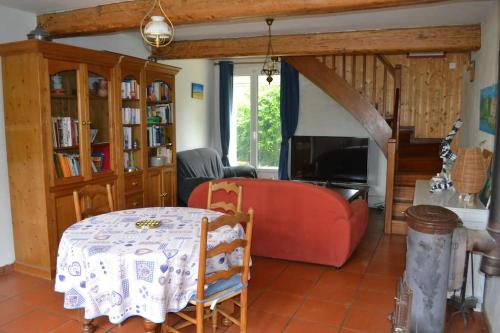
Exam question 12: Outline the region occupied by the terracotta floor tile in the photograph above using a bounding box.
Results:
[365,261,405,277]
[283,318,338,333]
[352,289,396,314]
[225,309,289,333]
[359,274,399,293]
[0,309,69,333]
[251,257,288,277]
[269,275,316,296]
[247,285,265,306]
[295,299,348,326]
[343,305,392,333]
[13,281,61,307]
[48,320,82,333]
[0,298,36,327]
[108,316,144,333]
[280,262,326,282]
[44,298,82,321]
[250,290,303,316]
[307,283,357,306]
[317,271,363,289]
[0,273,43,298]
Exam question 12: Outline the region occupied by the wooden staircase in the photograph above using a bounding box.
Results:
[388,126,442,234]
[283,54,443,235]
[284,55,396,157]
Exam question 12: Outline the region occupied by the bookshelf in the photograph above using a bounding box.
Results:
[0,40,180,279]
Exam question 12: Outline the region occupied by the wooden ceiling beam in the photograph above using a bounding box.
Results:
[153,25,481,59]
[38,0,448,37]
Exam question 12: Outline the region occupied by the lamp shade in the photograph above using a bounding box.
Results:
[451,147,486,194]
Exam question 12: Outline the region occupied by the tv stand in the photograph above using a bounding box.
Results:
[292,179,369,202]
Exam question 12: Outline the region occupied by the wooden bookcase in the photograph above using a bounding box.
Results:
[0,40,180,279]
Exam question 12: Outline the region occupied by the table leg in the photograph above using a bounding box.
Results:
[144,319,160,333]
[82,318,94,333]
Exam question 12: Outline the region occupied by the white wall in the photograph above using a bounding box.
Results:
[162,59,214,152]
[61,32,149,59]
[460,1,500,331]
[296,74,387,207]
[0,5,36,267]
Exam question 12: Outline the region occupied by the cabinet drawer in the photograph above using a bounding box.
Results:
[125,175,143,193]
[125,192,144,209]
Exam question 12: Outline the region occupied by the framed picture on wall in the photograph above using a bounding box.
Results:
[191,83,204,100]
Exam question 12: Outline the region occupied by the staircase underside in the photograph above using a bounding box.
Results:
[285,56,392,157]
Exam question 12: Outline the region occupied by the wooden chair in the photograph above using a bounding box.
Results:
[168,209,254,333]
[73,184,114,221]
[207,181,243,214]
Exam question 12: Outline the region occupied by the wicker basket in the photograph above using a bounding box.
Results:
[451,147,486,194]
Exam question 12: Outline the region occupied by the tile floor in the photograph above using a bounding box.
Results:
[0,209,488,333]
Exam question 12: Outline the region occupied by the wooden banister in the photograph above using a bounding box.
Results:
[384,139,397,234]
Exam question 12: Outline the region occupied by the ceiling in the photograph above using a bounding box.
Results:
[0,0,494,42]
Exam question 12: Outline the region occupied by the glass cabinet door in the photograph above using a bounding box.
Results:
[88,70,112,174]
[50,67,81,180]
[122,74,142,173]
[146,79,174,168]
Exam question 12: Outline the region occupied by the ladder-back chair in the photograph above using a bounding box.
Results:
[207,181,243,214]
[168,209,254,333]
[73,184,114,222]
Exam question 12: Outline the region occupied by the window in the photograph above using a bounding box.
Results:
[230,70,281,169]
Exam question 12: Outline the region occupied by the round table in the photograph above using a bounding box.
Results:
[54,207,245,325]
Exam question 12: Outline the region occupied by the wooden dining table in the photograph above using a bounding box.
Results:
[54,207,246,332]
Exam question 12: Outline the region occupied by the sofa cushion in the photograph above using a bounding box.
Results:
[177,148,225,179]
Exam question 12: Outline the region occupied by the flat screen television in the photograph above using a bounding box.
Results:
[290,136,369,183]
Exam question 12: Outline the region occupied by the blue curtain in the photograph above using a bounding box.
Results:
[219,61,233,166]
[278,61,300,180]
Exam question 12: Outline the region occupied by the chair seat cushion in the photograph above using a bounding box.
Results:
[191,274,245,303]
[206,274,243,297]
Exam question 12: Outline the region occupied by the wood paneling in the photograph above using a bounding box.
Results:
[386,53,467,139]
[154,25,481,59]
[38,0,448,37]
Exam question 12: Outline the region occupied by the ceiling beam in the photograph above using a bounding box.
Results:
[153,25,480,59]
[38,0,448,37]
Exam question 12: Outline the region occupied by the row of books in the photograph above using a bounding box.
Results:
[121,79,140,100]
[122,107,141,124]
[53,153,80,178]
[123,152,137,170]
[147,125,167,147]
[52,117,79,148]
[155,146,172,164]
[147,81,169,102]
[123,127,134,150]
[146,103,174,123]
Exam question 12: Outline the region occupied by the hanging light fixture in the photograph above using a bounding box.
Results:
[261,18,279,84]
[140,0,175,48]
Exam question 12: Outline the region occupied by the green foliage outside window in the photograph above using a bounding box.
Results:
[235,85,281,167]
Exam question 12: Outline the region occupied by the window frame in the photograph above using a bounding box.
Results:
[230,64,280,170]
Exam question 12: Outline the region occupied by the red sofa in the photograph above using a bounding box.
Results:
[188,178,369,267]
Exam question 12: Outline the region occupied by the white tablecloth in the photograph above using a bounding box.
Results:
[54,207,245,324]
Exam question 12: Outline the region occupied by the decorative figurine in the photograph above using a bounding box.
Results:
[430,118,463,192]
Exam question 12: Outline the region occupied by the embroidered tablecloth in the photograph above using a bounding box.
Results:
[54,207,245,324]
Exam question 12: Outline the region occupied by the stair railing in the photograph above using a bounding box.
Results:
[384,64,402,233]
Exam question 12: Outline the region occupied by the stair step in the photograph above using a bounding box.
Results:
[395,171,434,187]
[398,157,441,173]
[394,186,415,202]
[392,201,413,219]
[398,143,440,156]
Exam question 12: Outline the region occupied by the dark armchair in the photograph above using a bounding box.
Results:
[176,148,257,206]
